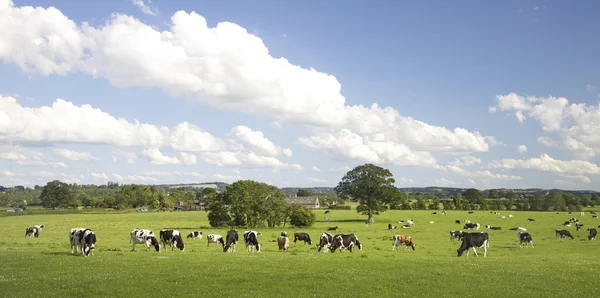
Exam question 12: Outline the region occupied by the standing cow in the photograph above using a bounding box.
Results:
[518,232,534,248]
[392,235,416,251]
[317,232,334,252]
[159,229,185,251]
[278,232,290,251]
[330,234,363,253]
[25,226,39,238]
[223,230,239,252]
[69,228,96,257]
[244,231,262,252]
[293,232,312,245]
[130,228,160,252]
[457,232,489,257]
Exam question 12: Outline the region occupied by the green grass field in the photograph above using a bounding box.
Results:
[1,209,599,297]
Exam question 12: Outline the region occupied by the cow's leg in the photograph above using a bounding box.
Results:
[530,241,534,248]
[132,243,136,252]
[472,247,478,257]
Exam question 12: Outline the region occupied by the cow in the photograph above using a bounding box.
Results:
[555,229,574,240]
[207,234,224,247]
[244,231,261,252]
[527,218,535,221]
[25,226,39,238]
[455,220,461,224]
[587,228,597,240]
[406,219,415,226]
[186,231,203,240]
[159,229,185,251]
[130,228,160,252]
[485,225,502,230]
[464,223,480,230]
[330,234,363,253]
[468,211,474,214]
[69,228,96,257]
[223,230,239,252]
[518,232,534,248]
[580,212,585,216]
[388,224,397,230]
[324,210,330,214]
[457,232,489,257]
[401,224,411,229]
[576,223,584,231]
[34,224,45,231]
[392,235,416,251]
[509,227,527,232]
[464,219,471,223]
[562,221,572,227]
[431,212,437,215]
[593,215,598,219]
[327,226,338,231]
[450,230,465,242]
[278,235,290,251]
[317,232,334,252]
[293,232,312,245]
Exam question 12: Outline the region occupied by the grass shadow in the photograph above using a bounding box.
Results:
[41,252,73,256]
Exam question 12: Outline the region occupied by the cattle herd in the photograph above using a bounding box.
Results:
[23,210,599,257]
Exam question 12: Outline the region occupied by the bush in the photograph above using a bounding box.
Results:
[289,204,316,227]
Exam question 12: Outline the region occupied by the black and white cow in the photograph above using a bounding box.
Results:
[25,226,39,238]
[457,232,489,257]
[555,229,574,240]
[159,229,185,251]
[527,218,536,222]
[293,232,312,245]
[206,234,224,247]
[464,223,480,230]
[69,228,96,257]
[450,230,465,242]
[485,225,502,230]
[223,230,239,252]
[34,224,45,231]
[244,231,262,252]
[130,228,160,252]
[317,232,334,252]
[329,234,363,253]
[576,223,584,231]
[587,228,597,240]
[518,232,534,248]
[455,220,461,224]
[388,223,397,230]
[186,231,203,240]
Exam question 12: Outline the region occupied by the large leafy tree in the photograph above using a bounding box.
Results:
[223,180,288,228]
[39,180,77,209]
[334,163,402,223]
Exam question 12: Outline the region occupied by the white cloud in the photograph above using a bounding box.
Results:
[436,177,455,186]
[141,148,197,166]
[201,151,302,171]
[54,148,100,161]
[308,177,328,184]
[448,156,481,167]
[0,170,16,177]
[112,149,138,164]
[517,145,527,153]
[395,177,414,185]
[312,166,321,172]
[489,154,600,175]
[213,173,244,183]
[490,93,600,158]
[0,1,493,170]
[0,145,67,168]
[132,0,157,16]
[559,174,591,183]
[435,164,521,181]
[229,125,279,156]
[282,148,292,157]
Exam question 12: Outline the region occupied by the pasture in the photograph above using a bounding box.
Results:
[1,209,599,297]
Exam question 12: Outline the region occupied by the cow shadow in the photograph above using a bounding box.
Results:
[41,252,73,256]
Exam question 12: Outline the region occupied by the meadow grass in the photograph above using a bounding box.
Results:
[1,209,599,297]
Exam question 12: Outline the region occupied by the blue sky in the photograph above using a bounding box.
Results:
[1,0,600,190]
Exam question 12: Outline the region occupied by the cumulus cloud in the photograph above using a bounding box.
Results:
[517,145,527,153]
[54,148,100,161]
[448,156,481,167]
[435,164,521,181]
[0,1,494,170]
[490,93,600,158]
[132,0,157,16]
[141,148,197,165]
[112,149,138,164]
[0,145,67,168]
[488,154,600,175]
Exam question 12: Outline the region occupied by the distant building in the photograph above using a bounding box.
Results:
[286,192,320,209]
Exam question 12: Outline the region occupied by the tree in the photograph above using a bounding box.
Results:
[206,194,231,227]
[39,180,76,209]
[334,164,402,223]
[462,188,482,203]
[288,204,316,227]
[296,189,315,197]
[223,180,288,228]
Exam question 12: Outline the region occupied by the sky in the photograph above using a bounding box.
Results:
[1,0,600,190]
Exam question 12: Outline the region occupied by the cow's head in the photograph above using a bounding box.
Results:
[174,235,185,251]
[150,236,160,252]
[457,247,466,257]
[256,243,261,252]
[83,233,96,257]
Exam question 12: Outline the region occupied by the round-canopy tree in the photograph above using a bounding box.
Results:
[334,163,402,223]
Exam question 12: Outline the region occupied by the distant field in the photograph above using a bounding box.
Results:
[1,209,599,297]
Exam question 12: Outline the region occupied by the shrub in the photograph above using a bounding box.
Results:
[289,204,316,227]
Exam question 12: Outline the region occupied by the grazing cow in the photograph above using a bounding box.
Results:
[330,234,363,253]
[562,221,572,227]
[464,223,480,230]
[485,225,502,230]
[317,232,334,252]
[464,219,471,223]
[455,220,461,224]
[69,228,96,257]
[392,235,416,251]
[327,226,338,231]
[324,210,330,214]
[593,215,598,219]
[457,232,489,257]
[431,212,437,215]
[207,234,224,247]
[555,229,574,240]
[591,211,597,215]
[388,224,397,230]
[34,224,45,231]
[468,211,474,214]
[527,218,535,222]
[450,230,465,242]
[25,226,39,238]
[576,223,584,231]
[509,227,527,232]
[508,214,513,218]
[159,229,185,251]
[223,230,239,252]
[186,231,203,240]
[244,231,261,252]
[518,232,534,248]
[130,228,160,252]
[278,235,290,251]
[406,219,415,226]
[580,212,585,216]
[293,232,312,245]
[587,228,597,240]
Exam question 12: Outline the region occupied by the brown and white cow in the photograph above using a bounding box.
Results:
[392,235,416,251]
